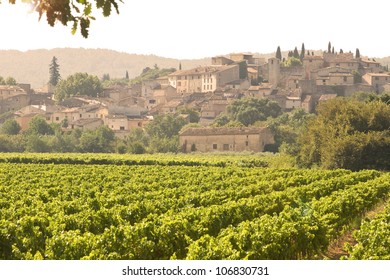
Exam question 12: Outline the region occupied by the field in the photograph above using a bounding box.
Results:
[0,153,389,260]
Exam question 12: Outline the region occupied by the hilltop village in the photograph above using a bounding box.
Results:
[1,45,389,153]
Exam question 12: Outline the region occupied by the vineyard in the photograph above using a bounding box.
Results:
[0,153,389,260]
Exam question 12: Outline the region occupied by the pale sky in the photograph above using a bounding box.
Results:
[1,0,389,59]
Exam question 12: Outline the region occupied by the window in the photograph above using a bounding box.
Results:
[55,117,59,121]
[246,141,249,146]
[120,126,125,131]
[80,114,82,118]
[177,82,181,86]
[375,77,379,81]
[343,77,347,82]
[213,144,217,150]
[223,144,229,151]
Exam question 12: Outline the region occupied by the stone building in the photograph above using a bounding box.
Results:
[179,127,274,153]
[168,64,239,94]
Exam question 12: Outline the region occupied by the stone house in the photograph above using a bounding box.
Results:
[246,83,274,98]
[161,100,183,114]
[168,64,239,94]
[362,73,390,93]
[316,72,354,86]
[69,118,103,130]
[285,96,302,110]
[303,56,324,77]
[179,127,274,153]
[0,85,27,100]
[102,85,133,101]
[0,94,30,114]
[360,58,382,73]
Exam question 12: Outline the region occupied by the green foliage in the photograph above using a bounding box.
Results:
[6,77,16,85]
[0,157,388,260]
[267,109,312,154]
[26,116,54,136]
[9,0,122,38]
[352,70,362,84]
[49,56,61,86]
[297,98,390,170]
[347,202,390,259]
[1,118,21,135]
[238,61,248,79]
[79,125,115,153]
[130,67,176,85]
[54,72,103,101]
[225,97,282,126]
[178,107,200,123]
[146,114,187,139]
[283,57,302,67]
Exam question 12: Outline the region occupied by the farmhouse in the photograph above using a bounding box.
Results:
[179,127,274,153]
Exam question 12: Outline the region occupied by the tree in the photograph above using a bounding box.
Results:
[300,43,305,61]
[225,97,282,126]
[283,57,302,67]
[26,116,54,135]
[238,61,248,79]
[297,98,390,170]
[328,42,332,53]
[102,73,110,81]
[5,77,16,85]
[145,114,188,153]
[54,72,103,101]
[7,0,122,38]
[49,56,61,86]
[1,118,21,135]
[276,46,282,60]
[293,47,299,59]
[79,125,115,153]
[125,70,129,80]
[355,48,361,58]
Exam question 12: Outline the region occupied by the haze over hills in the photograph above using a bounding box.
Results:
[0,48,210,89]
[1,48,389,90]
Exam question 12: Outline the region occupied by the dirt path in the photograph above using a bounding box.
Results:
[322,199,388,260]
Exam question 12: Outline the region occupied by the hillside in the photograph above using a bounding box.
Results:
[0,48,209,89]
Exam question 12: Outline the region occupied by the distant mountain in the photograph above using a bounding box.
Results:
[0,48,210,89]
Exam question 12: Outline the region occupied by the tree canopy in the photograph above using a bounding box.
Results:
[218,97,282,127]
[7,0,122,38]
[297,98,390,170]
[54,72,103,101]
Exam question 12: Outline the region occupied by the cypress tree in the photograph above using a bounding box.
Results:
[328,42,331,53]
[276,46,282,60]
[49,56,61,86]
[300,43,305,61]
[293,47,299,59]
[355,48,361,58]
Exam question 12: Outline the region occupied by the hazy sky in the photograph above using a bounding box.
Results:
[1,0,389,59]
